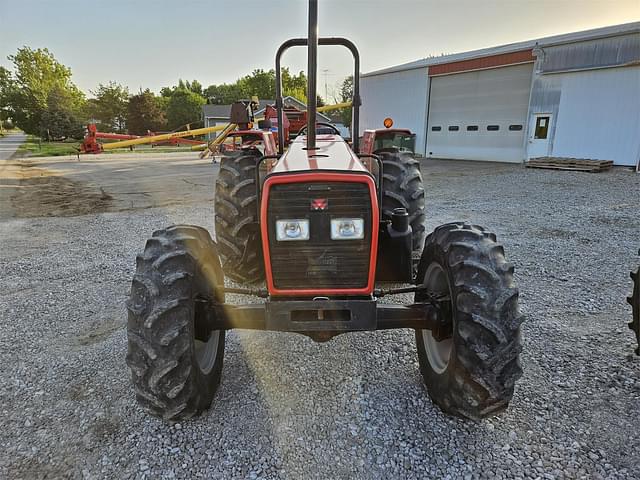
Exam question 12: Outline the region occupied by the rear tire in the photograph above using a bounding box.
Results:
[415,222,524,419]
[627,249,640,355]
[214,149,264,284]
[126,225,226,421]
[377,149,426,253]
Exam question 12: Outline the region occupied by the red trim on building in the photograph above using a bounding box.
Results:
[429,50,534,76]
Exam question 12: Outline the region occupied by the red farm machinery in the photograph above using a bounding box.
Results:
[79,99,350,156]
[79,123,209,154]
[125,0,524,421]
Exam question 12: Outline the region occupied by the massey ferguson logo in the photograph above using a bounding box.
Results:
[310,198,328,211]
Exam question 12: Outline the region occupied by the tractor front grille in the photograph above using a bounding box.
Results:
[266,181,372,290]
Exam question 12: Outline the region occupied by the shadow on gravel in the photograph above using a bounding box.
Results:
[6,163,113,218]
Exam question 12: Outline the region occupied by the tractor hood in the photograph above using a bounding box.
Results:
[271,134,368,173]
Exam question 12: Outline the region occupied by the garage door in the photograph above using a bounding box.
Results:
[426,63,533,162]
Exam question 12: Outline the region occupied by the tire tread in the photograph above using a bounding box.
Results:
[126,225,225,421]
[416,222,524,420]
[214,150,264,283]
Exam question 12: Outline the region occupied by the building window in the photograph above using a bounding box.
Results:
[448,125,459,131]
[487,125,500,131]
[534,116,550,139]
[509,124,523,131]
[466,125,478,131]
[431,126,442,131]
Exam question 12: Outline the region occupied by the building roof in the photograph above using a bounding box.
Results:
[202,104,232,119]
[363,21,640,78]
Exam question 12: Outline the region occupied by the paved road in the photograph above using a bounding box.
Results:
[0,151,219,219]
[0,132,26,160]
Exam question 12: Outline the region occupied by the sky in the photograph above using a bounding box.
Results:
[0,0,638,99]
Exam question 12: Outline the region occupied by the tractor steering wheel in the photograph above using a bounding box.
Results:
[298,122,341,136]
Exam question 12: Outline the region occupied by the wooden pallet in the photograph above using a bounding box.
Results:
[526,157,613,173]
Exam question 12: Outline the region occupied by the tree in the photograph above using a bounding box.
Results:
[127,89,166,135]
[186,79,203,96]
[156,95,170,120]
[203,68,309,105]
[162,79,204,98]
[237,69,275,101]
[0,66,14,125]
[159,86,174,98]
[340,75,353,103]
[166,88,206,130]
[6,47,86,135]
[90,81,129,132]
[286,87,307,105]
[338,75,353,127]
[203,82,243,105]
[40,86,84,139]
[282,69,308,103]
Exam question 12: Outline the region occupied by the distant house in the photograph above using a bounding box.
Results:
[202,96,331,140]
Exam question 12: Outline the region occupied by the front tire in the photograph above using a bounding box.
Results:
[126,225,226,421]
[415,222,524,419]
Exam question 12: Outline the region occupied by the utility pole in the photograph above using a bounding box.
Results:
[322,69,330,102]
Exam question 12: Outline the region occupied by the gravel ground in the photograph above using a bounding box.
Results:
[1,157,639,479]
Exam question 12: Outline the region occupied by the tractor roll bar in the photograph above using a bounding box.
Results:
[275,37,362,155]
[307,0,318,151]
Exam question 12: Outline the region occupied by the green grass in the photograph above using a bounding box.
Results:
[16,135,79,157]
[15,135,199,157]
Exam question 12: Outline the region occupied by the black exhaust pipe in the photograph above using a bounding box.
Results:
[275,1,362,154]
[306,0,318,150]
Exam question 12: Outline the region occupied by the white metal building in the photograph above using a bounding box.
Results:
[360,22,640,167]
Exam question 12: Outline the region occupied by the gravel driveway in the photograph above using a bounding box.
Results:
[1,155,638,479]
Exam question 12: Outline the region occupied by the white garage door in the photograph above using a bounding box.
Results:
[426,63,533,163]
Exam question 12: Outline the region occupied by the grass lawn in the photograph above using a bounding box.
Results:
[16,135,79,157]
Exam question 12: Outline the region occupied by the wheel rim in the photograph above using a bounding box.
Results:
[421,262,453,374]
[195,331,220,374]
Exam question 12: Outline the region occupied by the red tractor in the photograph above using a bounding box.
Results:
[126,0,524,421]
[214,100,278,157]
[360,120,417,156]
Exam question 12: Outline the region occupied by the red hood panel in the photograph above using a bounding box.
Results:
[272,135,367,173]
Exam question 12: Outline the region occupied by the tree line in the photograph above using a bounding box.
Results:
[0,47,353,140]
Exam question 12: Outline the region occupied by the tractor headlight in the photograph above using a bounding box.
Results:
[276,219,310,241]
[331,218,364,240]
